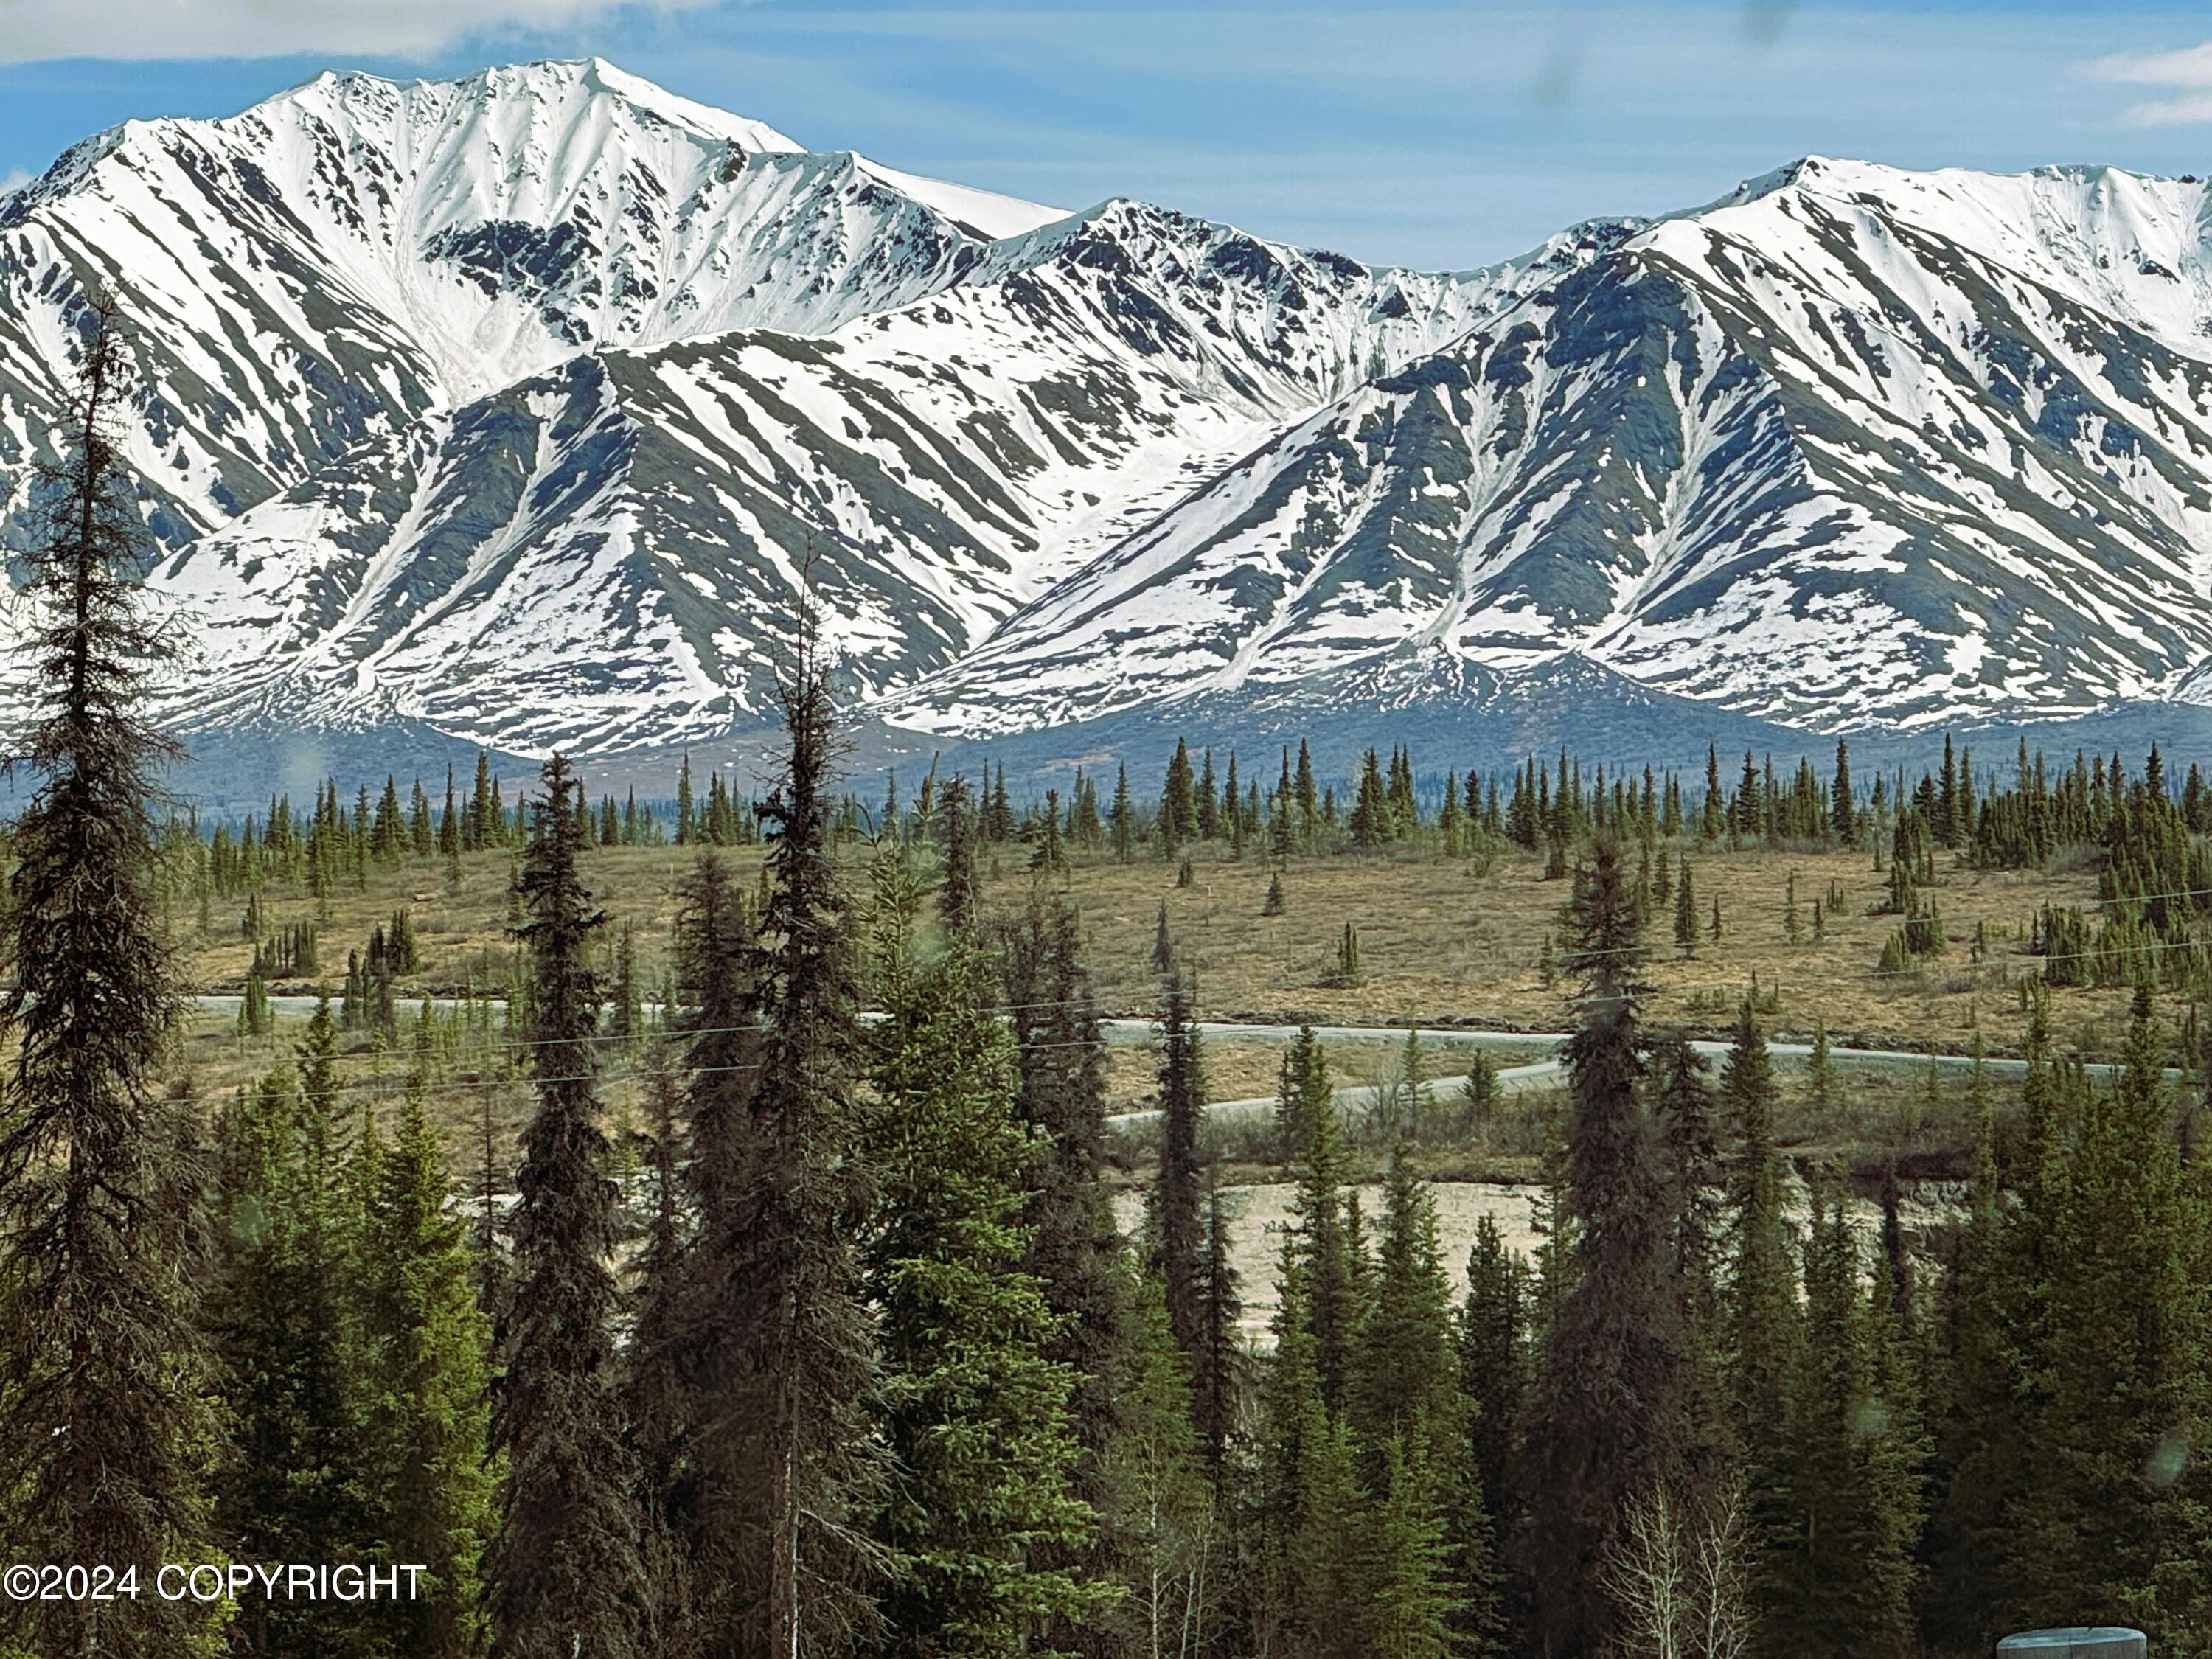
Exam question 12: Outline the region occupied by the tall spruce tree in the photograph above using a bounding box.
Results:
[717,610,887,1658]
[1353,1150,1502,1655]
[1150,970,1208,1361]
[1763,1169,1919,1659]
[487,754,655,1658]
[1358,1436,1458,1659]
[936,776,982,935]
[1722,1004,1807,1659]
[211,1066,301,1572]
[1256,1253,1363,1658]
[1924,1023,2017,1653]
[1652,1034,1733,1488]
[0,296,222,1659]
[1458,1217,1528,1599]
[288,995,375,1635]
[646,849,761,1619]
[1191,1174,1244,1481]
[1277,1028,1359,1411]
[636,850,760,1652]
[2008,982,2211,1639]
[211,1015,381,1659]
[998,893,1125,1478]
[1520,834,1683,1658]
[356,1071,495,1659]
[622,1040,696,1656]
[866,933,1107,1655]
[1161,739,1198,852]
[1098,1270,1217,1659]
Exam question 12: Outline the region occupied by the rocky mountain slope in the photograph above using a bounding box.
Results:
[5,65,2212,766]
[888,159,2212,737]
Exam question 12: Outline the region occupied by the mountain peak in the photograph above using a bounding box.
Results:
[265,57,806,159]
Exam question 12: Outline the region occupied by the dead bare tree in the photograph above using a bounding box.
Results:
[1604,1478,1755,1659]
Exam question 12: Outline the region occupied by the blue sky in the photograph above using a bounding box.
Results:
[3,0,2211,269]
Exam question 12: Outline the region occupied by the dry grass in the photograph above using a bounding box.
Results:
[173,833,2143,1060]
[998,839,2126,1060]
[150,830,2160,1185]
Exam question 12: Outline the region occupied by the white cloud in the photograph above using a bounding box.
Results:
[0,167,29,198]
[2087,39,2212,126]
[0,0,719,65]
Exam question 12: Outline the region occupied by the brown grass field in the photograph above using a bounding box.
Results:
[150,828,2168,1195]
[175,832,2138,1057]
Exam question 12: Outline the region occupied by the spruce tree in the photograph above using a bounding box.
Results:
[1257,1254,1363,1658]
[1278,1026,1360,1411]
[209,1001,380,1658]
[0,296,221,1659]
[1110,764,1135,863]
[288,994,376,1610]
[1806,1020,1838,1116]
[356,1074,495,1659]
[1353,1150,1501,1653]
[1151,970,1208,1360]
[1762,1169,1919,1659]
[487,754,654,1658]
[1459,1217,1528,1585]
[715,614,887,1658]
[1831,738,1854,846]
[1520,835,1683,1658]
[997,893,1125,1478]
[1098,1271,1217,1659]
[2008,982,2211,1638]
[1191,1174,1245,1481]
[1161,738,1198,853]
[867,935,1108,1653]
[1652,1034,1732,1487]
[1722,1004,1806,1658]
[937,775,983,934]
[1358,1436,1458,1659]
[1674,860,1698,956]
[1924,1033,2014,1652]
[620,1040,694,1652]
[636,852,759,1649]
[212,1067,309,1645]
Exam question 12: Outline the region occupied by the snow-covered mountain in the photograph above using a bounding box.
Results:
[889,159,2212,737]
[6,64,2212,765]
[13,62,1568,755]
[0,58,1060,549]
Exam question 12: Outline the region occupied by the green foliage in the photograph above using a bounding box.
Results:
[1999,983,2212,1641]
[868,941,1110,1653]
[1675,859,1699,956]
[1150,971,1208,1360]
[1757,1169,1921,1658]
[487,755,655,1658]
[1097,1271,1217,1658]
[1461,1048,1501,1124]
[355,1083,495,1658]
[1349,749,1395,849]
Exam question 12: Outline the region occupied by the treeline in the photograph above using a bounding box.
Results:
[181,725,2212,938]
[195,726,2212,890]
[203,755,686,900]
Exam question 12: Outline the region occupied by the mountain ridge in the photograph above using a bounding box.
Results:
[4,63,2211,775]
